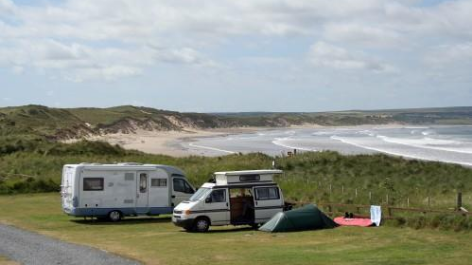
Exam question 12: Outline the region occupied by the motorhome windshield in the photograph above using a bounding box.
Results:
[189,188,211,202]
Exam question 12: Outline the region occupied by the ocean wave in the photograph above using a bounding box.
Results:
[330,136,472,167]
[272,137,317,151]
[404,126,430,129]
[188,143,236,154]
[312,131,336,136]
[421,130,436,136]
[376,135,472,154]
[357,130,376,137]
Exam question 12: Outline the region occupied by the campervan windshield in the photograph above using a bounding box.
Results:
[189,188,211,201]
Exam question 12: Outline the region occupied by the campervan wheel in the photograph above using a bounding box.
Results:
[193,217,210,232]
[108,210,122,222]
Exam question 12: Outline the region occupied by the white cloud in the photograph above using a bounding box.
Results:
[0,0,15,15]
[0,0,471,82]
[424,43,472,67]
[11,65,24,75]
[385,1,472,38]
[323,24,404,48]
[308,42,392,72]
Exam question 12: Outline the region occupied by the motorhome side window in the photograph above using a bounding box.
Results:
[83,178,104,191]
[173,178,194,194]
[210,189,226,203]
[151,178,167,187]
[255,187,280,200]
[139,173,148,193]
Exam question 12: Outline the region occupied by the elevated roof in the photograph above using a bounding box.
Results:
[214,169,283,176]
[213,169,283,186]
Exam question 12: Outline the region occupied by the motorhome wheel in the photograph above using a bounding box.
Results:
[108,211,122,222]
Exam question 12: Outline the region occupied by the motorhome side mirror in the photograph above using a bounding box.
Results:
[205,197,212,203]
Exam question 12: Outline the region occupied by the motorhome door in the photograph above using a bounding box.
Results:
[171,176,195,206]
[253,186,284,223]
[136,171,150,213]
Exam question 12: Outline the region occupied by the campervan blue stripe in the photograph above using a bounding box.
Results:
[67,207,174,217]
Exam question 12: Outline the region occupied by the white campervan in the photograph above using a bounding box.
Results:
[61,163,195,221]
[172,169,285,232]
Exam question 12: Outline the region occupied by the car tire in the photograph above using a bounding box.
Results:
[193,217,210,232]
[108,210,122,222]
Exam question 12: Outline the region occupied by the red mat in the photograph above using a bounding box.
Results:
[334,217,373,227]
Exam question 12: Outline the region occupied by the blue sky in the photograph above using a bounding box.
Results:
[0,0,471,112]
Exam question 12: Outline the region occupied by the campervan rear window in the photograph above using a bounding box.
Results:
[83,178,104,191]
[255,187,280,200]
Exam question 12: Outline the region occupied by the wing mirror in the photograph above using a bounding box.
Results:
[205,197,212,203]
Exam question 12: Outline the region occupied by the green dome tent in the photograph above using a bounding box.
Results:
[259,204,338,232]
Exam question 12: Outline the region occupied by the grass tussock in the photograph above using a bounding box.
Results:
[385,214,472,232]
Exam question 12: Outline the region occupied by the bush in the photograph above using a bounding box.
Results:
[1,177,59,194]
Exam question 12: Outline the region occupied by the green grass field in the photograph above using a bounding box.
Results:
[0,193,471,265]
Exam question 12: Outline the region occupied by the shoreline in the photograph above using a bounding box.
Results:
[63,123,411,157]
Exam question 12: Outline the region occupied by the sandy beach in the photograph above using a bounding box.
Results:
[68,127,269,156]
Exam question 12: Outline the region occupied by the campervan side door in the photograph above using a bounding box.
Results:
[136,171,150,213]
[253,186,284,223]
[171,175,195,206]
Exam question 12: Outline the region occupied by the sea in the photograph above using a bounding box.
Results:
[180,125,472,167]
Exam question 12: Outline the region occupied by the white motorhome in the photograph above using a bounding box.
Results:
[172,169,285,232]
[61,163,195,221]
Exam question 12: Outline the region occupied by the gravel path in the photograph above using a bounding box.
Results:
[0,224,141,265]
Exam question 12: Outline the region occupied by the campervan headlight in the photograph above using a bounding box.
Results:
[183,210,192,216]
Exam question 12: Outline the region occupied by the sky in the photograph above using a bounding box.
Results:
[0,0,471,112]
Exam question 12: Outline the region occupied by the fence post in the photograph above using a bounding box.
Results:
[386,194,389,205]
[355,188,358,198]
[407,197,410,208]
[457,192,463,211]
[369,191,372,204]
[427,197,431,208]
